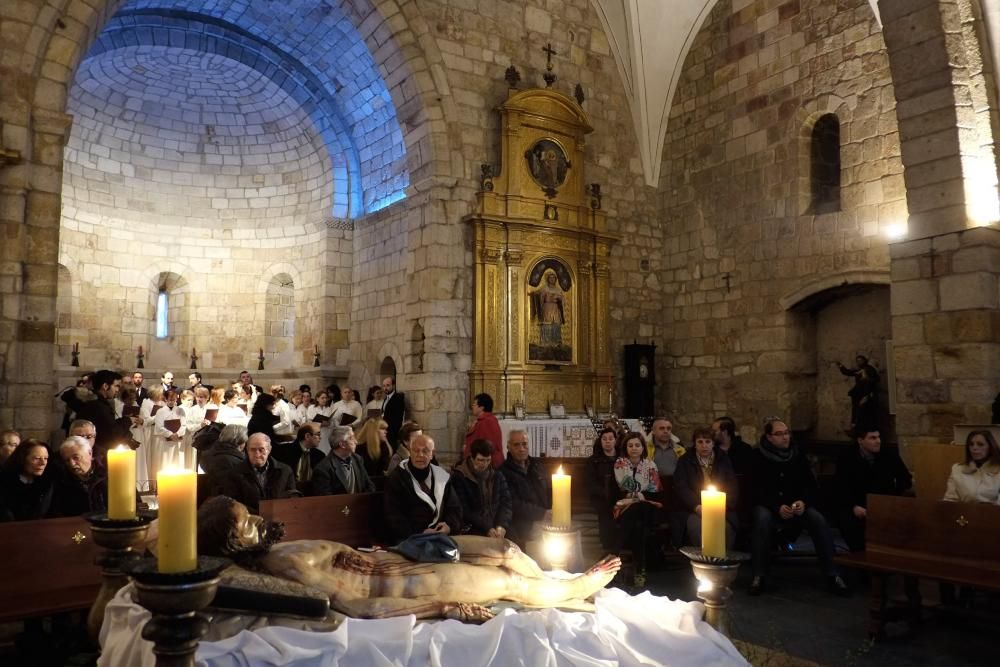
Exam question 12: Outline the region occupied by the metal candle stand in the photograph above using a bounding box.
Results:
[680,547,750,637]
[122,556,229,667]
[84,510,156,642]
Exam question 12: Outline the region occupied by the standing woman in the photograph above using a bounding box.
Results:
[587,427,621,551]
[0,439,57,521]
[364,386,383,417]
[331,386,363,426]
[356,418,392,478]
[943,430,1000,503]
[613,431,662,588]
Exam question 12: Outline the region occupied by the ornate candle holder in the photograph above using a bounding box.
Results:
[84,510,156,642]
[680,547,749,637]
[71,342,80,367]
[539,523,582,572]
[122,556,229,667]
[257,348,265,371]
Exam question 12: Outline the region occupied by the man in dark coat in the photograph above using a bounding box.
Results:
[380,376,406,447]
[273,423,327,494]
[75,369,130,464]
[54,435,108,516]
[311,426,375,496]
[834,429,912,552]
[711,416,754,475]
[498,430,550,546]
[749,418,847,596]
[450,439,512,537]
[213,433,299,513]
[383,434,462,543]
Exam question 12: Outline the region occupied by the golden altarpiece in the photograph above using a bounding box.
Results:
[466,83,618,415]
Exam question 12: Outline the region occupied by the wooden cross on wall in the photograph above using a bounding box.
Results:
[543,42,558,87]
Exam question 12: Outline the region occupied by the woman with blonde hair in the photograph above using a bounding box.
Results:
[355,418,392,478]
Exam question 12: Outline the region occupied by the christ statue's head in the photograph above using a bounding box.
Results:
[197,495,285,558]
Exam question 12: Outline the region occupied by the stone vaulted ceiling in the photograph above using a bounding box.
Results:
[590,0,883,188]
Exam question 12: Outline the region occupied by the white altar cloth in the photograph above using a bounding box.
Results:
[499,418,642,458]
[99,586,747,667]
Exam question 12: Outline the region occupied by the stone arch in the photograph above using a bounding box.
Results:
[791,96,851,217]
[782,274,892,440]
[375,341,402,382]
[55,262,80,365]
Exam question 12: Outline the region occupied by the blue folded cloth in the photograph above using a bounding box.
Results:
[389,533,460,563]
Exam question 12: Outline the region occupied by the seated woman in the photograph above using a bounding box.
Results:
[587,428,620,551]
[198,495,620,622]
[613,431,662,587]
[355,418,392,478]
[0,439,56,521]
[672,427,738,550]
[943,430,1000,503]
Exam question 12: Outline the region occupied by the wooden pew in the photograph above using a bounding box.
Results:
[834,495,1000,637]
[0,493,386,624]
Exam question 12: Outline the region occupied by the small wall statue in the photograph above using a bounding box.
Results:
[198,496,619,622]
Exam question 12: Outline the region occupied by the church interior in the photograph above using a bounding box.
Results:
[1,0,1000,665]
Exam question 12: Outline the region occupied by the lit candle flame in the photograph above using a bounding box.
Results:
[707,484,717,493]
[115,444,128,451]
[556,465,565,475]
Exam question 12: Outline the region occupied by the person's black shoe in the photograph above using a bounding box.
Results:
[749,576,764,596]
[829,575,850,597]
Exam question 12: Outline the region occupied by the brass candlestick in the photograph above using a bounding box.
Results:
[539,523,583,572]
[84,510,156,642]
[680,547,749,637]
[122,556,228,667]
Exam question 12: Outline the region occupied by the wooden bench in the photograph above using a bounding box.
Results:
[834,494,1000,637]
[0,493,385,624]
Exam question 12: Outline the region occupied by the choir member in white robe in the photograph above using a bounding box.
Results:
[217,388,249,427]
[331,386,363,426]
[152,390,188,471]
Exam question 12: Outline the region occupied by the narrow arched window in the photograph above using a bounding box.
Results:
[155,291,168,338]
[810,114,841,213]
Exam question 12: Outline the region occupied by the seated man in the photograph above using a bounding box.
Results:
[273,423,326,494]
[213,433,299,513]
[384,434,462,543]
[311,426,375,496]
[498,429,550,546]
[711,416,754,476]
[198,495,621,622]
[55,435,108,515]
[451,439,512,538]
[749,418,848,596]
[834,428,912,552]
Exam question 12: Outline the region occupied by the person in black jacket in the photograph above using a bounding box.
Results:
[748,418,847,596]
[380,376,406,447]
[586,428,620,551]
[247,394,279,442]
[711,416,754,475]
[383,434,461,543]
[499,430,551,547]
[74,369,130,464]
[311,426,375,496]
[273,423,327,494]
[212,433,299,513]
[54,435,108,516]
[451,439,512,537]
[0,439,57,522]
[673,428,738,550]
[834,429,912,552]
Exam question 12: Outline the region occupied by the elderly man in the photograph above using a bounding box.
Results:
[311,426,375,496]
[451,439,512,538]
[749,418,847,596]
[0,430,20,466]
[646,417,686,479]
[55,435,108,515]
[498,429,550,546]
[273,423,327,494]
[213,433,299,513]
[384,434,462,543]
[198,495,620,622]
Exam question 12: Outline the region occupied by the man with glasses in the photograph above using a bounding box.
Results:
[748,417,847,597]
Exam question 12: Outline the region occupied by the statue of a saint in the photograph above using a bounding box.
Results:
[198,496,620,623]
[530,270,566,347]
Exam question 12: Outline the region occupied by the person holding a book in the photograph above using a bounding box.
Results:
[332,386,363,426]
[217,388,248,426]
[152,388,187,471]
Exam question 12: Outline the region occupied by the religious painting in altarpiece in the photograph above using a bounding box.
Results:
[465,83,618,416]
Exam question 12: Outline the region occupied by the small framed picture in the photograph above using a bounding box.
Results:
[585,404,596,419]
[549,402,566,419]
[514,403,526,420]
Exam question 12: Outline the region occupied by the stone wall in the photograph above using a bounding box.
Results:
[658,0,906,440]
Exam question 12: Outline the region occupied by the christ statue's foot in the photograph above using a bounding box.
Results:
[583,554,622,590]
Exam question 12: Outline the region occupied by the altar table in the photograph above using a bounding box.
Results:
[499,417,642,458]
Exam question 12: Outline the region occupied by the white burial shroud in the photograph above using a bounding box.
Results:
[99,585,748,666]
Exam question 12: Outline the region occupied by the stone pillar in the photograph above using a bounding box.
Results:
[890,226,999,446]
